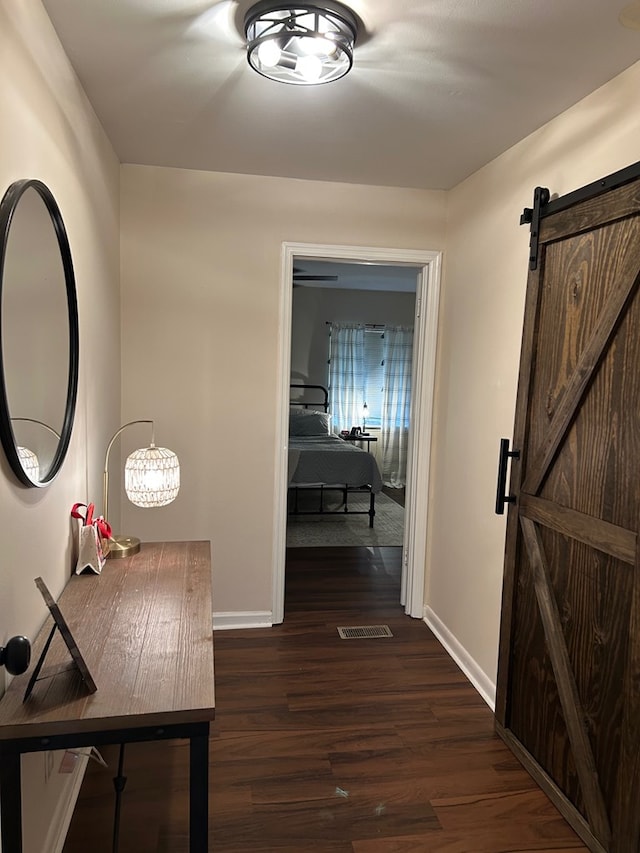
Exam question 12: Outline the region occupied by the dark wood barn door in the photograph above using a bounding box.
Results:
[496,165,640,853]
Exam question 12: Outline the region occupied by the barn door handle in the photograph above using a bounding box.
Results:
[495,438,520,515]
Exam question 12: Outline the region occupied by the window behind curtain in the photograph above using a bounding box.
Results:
[328,322,413,486]
[363,329,384,428]
[327,325,397,430]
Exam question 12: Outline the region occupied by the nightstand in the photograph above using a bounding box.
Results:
[341,434,378,452]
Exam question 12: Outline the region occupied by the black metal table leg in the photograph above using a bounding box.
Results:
[189,732,209,853]
[0,748,22,851]
[112,743,127,853]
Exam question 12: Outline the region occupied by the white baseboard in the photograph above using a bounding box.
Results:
[423,606,496,710]
[213,611,273,630]
[47,750,90,853]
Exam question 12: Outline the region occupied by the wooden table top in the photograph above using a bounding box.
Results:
[0,541,215,741]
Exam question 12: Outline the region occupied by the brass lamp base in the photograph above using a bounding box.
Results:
[105,535,141,560]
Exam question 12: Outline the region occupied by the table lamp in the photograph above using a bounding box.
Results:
[103,420,180,559]
[12,418,61,481]
[361,402,368,435]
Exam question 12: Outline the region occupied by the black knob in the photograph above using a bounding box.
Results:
[0,635,31,675]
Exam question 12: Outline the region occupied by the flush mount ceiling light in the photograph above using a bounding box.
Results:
[244,0,357,85]
[619,1,640,29]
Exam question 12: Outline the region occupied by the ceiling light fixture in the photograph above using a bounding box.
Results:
[244,0,357,85]
[619,1,640,29]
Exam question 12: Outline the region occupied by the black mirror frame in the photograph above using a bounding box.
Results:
[0,179,79,487]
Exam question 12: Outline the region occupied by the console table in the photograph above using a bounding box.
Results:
[0,540,215,852]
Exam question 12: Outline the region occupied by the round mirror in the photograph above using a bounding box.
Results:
[0,179,79,486]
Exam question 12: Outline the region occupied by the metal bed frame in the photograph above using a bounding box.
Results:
[288,384,376,527]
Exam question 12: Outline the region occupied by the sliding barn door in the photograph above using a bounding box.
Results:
[496,164,640,853]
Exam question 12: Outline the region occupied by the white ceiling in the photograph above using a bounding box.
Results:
[41,0,640,191]
[294,261,418,291]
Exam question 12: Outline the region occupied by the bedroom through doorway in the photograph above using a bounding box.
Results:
[287,262,417,550]
[272,243,442,625]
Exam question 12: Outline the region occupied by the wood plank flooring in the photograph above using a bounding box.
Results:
[63,546,588,852]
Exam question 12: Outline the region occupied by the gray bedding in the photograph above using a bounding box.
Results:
[288,434,383,493]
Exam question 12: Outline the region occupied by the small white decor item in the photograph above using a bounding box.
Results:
[71,502,111,574]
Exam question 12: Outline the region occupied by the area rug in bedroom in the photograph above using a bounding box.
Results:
[286,492,404,548]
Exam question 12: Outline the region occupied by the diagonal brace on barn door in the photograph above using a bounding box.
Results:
[520,517,612,848]
[519,495,636,566]
[521,266,640,497]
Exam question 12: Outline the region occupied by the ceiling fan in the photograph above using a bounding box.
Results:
[293,266,339,284]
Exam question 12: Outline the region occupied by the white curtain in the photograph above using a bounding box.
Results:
[380,326,414,488]
[328,324,365,432]
[329,322,414,488]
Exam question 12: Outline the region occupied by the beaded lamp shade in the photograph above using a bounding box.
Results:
[17,446,39,480]
[103,420,180,559]
[125,444,180,508]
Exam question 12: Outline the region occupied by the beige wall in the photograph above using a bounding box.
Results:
[0,0,120,846]
[429,59,640,692]
[120,167,446,613]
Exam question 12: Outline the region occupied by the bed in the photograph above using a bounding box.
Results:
[288,384,383,527]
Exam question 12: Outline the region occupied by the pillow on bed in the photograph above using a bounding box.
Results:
[289,408,331,436]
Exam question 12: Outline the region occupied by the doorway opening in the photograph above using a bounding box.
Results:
[288,261,417,550]
[272,243,441,624]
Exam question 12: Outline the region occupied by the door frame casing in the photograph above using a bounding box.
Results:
[271,242,442,623]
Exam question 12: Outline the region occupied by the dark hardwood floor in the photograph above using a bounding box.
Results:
[64,546,588,852]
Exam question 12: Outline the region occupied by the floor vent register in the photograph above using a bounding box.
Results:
[337,625,393,639]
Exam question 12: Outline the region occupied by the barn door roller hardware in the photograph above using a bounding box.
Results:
[520,186,550,271]
[520,159,640,272]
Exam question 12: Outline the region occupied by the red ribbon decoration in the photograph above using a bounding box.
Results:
[95,516,112,539]
[71,502,112,539]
